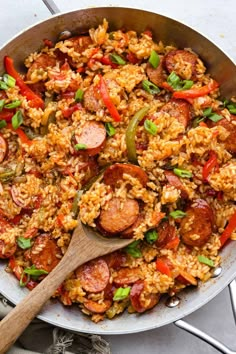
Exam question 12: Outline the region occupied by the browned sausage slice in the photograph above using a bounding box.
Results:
[120,214,144,238]
[113,267,141,286]
[208,114,236,154]
[155,221,177,248]
[83,299,112,313]
[67,36,92,53]
[30,234,61,272]
[99,197,139,234]
[160,99,191,128]
[0,135,7,163]
[103,251,127,270]
[130,280,160,313]
[76,258,110,293]
[164,170,189,199]
[165,49,198,80]
[103,163,148,188]
[146,56,167,87]
[180,199,214,247]
[84,85,103,112]
[75,121,106,156]
[26,53,57,80]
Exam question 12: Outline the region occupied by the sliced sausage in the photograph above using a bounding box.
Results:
[165,49,198,80]
[155,221,177,248]
[67,36,92,53]
[207,114,236,154]
[0,135,8,163]
[130,280,160,313]
[103,163,148,188]
[113,267,141,286]
[76,258,110,293]
[83,299,112,314]
[146,56,167,87]
[30,234,61,272]
[26,53,57,80]
[164,170,189,199]
[120,214,144,239]
[99,197,139,234]
[75,121,106,156]
[160,99,191,128]
[180,199,214,247]
[0,239,17,259]
[84,85,103,112]
[103,251,127,270]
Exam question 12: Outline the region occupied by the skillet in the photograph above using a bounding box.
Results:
[0,3,236,352]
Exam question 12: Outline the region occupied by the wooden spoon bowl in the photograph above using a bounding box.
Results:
[0,220,133,353]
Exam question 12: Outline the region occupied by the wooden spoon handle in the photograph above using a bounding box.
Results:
[0,248,88,353]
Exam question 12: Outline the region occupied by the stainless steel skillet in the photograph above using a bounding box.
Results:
[0,2,236,353]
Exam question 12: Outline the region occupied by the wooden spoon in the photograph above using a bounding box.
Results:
[0,220,133,353]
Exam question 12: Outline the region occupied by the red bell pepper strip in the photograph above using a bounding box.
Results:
[202,150,218,181]
[99,74,121,122]
[6,123,32,145]
[126,52,140,64]
[156,257,172,277]
[100,55,118,68]
[165,236,180,250]
[143,30,153,38]
[199,121,208,127]
[62,103,82,118]
[0,109,15,122]
[173,80,219,99]
[161,81,174,92]
[220,211,236,248]
[4,56,44,109]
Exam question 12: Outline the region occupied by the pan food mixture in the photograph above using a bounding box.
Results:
[0,19,236,322]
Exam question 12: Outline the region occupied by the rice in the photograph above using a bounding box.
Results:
[0,19,235,323]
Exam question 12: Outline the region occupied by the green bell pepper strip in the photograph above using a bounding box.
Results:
[125,106,150,164]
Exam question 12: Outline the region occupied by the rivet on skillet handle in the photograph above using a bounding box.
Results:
[174,279,236,354]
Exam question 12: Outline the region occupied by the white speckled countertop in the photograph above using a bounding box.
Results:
[0,1,235,353]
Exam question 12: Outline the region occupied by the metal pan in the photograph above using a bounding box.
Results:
[0,3,236,353]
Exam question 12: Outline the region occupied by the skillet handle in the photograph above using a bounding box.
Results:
[42,0,60,14]
[174,280,236,354]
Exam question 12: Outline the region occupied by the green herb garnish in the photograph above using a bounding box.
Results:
[0,81,9,90]
[203,107,222,122]
[74,143,87,150]
[125,240,142,258]
[173,168,192,178]
[12,110,23,129]
[0,120,7,129]
[142,80,160,95]
[113,287,131,301]
[169,210,187,219]
[198,255,214,267]
[5,100,21,109]
[3,74,16,88]
[105,122,116,137]
[167,72,193,91]
[144,119,158,135]
[17,237,32,250]
[24,265,48,276]
[145,229,158,244]
[75,89,84,102]
[0,99,5,111]
[110,53,126,65]
[148,50,160,69]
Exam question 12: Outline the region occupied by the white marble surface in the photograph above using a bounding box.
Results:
[0,1,235,353]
